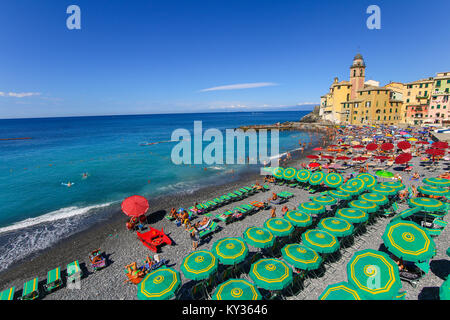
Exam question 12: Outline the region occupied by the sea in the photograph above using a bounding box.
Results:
[0,111,321,271]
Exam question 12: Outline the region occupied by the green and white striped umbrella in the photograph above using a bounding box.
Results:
[181,250,218,281]
[312,195,337,206]
[249,258,293,291]
[243,227,275,249]
[281,244,322,271]
[359,193,389,206]
[319,282,364,300]
[370,185,397,197]
[349,200,379,213]
[296,169,311,183]
[318,217,354,237]
[335,208,368,224]
[408,197,445,212]
[423,177,450,187]
[137,268,181,300]
[347,249,401,300]
[283,167,297,180]
[346,178,366,191]
[272,167,284,179]
[417,185,449,197]
[212,237,249,265]
[284,210,312,228]
[302,229,340,254]
[212,279,262,300]
[380,180,405,190]
[339,184,363,196]
[440,277,450,300]
[309,171,325,185]
[328,189,352,200]
[357,173,378,189]
[324,173,344,188]
[382,220,436,263]
[299,202,326,215]
[264,218,294,237]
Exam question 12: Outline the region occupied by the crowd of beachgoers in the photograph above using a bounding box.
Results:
[1,124,449,301]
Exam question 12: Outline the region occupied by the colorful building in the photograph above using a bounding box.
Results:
[319,55,449,126]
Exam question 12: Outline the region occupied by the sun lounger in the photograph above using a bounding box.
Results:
[399,260,429,288]
[20,278,39,300]
[250,201,269,210]
[234,190,245,198]
[44,267,63,293]
[270,198,287,205]
[424,228,442,237]
[215,210,233,223]
[0,287,15,300]
[433,219,448,229]
[67,260,83,284]
[241,204,257,214]
[199,221,219,239]
[227,192,240,200]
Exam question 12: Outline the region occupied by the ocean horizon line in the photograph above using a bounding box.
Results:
[0,108,315,121]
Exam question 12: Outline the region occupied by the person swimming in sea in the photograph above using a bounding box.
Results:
[82,172,89,179]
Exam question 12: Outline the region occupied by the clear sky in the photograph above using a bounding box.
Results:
[0,0,449,118]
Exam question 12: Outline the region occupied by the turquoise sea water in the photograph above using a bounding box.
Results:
[0,111,319,270]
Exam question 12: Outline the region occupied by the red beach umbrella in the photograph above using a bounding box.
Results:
[336,156,351,160]
[352,145,364,149]
[341,144,351,148]
[121,195,149,217]
[313,147,323,151]
[374,155,389,160]
[307,155,319,159]
[321,155,334,160]
[353,156,368,162]
[432,141,449,149]
[426,148,445,157]
[381,143,394,151]
[395,153,412,164]
[366,143,378,151]
[308,162,320,168]
[397,141,411,150]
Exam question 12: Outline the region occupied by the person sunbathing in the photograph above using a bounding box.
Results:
[253,182,263,190]
[411,172,420,180]
[198,217,210,227]
[281,205,289,216]
[269,193,278,201]
[125,262,144,279]
[170,207,177,219]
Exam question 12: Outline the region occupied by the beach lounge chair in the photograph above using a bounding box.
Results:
[20,278,39,300]
[0,287,15,300]
[241,203,257,214]
[433,218,448,229]
[234,190,245,199]
[67,260,83,284]
[227,192,240,201]
[198,221,219,239]
[395,291,407,300]
[278,191,294,199]
[400,260,429,288]
[381,202,398,217]
[44,267,63,293]
[215,210,233,223]
[424,227,442,237]
[191,282,207,300]
[234,206,250,215]
[250,200,269,210]
[212,198,224,206]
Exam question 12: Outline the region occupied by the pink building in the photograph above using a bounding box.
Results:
[428,94,450,125]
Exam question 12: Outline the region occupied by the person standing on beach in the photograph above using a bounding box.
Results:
[190,227,199,250]
[270,207,276,218]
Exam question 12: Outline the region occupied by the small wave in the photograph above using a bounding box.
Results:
[0,202,114,234]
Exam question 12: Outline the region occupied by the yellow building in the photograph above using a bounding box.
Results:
[320,54,403,125]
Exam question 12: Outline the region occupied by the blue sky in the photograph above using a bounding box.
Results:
[0,0,449,118]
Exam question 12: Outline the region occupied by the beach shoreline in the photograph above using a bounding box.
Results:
[0,128,329,291]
